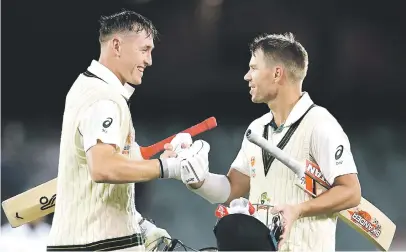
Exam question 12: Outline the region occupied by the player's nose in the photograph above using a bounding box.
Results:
[144,53,152,67]
[244,71,251,82]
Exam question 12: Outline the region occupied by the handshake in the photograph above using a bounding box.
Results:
[159,133,210,187]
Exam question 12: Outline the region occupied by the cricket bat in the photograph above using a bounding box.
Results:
[245,129,396,251]
[2,117,218,228]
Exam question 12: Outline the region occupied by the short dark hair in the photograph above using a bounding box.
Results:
[98,10,158,43]
[249,32,308,80]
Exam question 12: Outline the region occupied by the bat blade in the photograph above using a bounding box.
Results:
[246,130,396,251]
[2,117,217,228]
[339,197,396,252]
[2,179,57,228]
[295,176,396,251]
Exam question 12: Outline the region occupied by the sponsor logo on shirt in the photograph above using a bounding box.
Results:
[335,145,344,165]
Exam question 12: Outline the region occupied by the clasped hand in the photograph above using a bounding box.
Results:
[160,133,210,185]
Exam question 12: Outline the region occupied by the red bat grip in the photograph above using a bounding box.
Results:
[139,117,217,159]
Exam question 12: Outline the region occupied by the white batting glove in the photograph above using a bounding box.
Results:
[229,197,259,219]
[170,133,192,156]
[158,133,193,180]
[140,219,171,251]
[180,140,210,185]
[159,157,182,180]
[160,139,209,181]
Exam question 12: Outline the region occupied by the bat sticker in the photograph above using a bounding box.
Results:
[39,194,56,210]
[15,212,23,219]
[347,209,382,238]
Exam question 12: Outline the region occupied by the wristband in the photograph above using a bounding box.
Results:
[158,158,164,178]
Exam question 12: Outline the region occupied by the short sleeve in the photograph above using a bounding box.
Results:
[310,119,358,185]
[230,137,250,177]
[79,100,122,152]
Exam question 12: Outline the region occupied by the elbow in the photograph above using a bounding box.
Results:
[89,165,110,183]
[92,173,107,184]
[86,145,119,183]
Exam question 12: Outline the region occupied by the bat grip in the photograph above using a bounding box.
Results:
[140,117,217,159]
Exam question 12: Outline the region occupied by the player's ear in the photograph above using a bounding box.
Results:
[274,66,283,83]
[111,36,123,57]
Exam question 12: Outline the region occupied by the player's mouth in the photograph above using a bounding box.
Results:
[137,66,145,75]
[249,87,256,95]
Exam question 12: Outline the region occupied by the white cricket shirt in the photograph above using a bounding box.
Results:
[230,92,358,252]
[47,60,145,251]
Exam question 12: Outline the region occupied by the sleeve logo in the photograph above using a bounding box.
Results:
[103,117,113,128]
[335,145,344,160]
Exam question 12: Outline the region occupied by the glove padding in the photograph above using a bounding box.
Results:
[140,219,171,251]
[215,197,259,219]
[180,140,210,185]
[170,133,192,156]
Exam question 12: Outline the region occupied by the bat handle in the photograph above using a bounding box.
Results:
[245,129,306,177]
[140,117,217,159]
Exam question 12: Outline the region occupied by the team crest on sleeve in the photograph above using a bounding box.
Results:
[250,156,256,178]
[250,156,256,166]
[122,133,133,155]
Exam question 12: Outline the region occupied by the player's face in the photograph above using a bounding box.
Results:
[244,50,278,104]
[120,29,154,85]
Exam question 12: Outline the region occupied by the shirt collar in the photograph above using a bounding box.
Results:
[265,92,314,127]
[87,60,135,100]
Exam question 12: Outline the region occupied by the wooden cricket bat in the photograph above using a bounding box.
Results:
[2,117,217,228]
[245,129,396,251]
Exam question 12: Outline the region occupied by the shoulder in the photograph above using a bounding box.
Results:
[67,74,127,109]
[247,112,272,132]
[86,100,120,113]
[79,100,121,127]
[309,105,345,132]
[307,105,349,146]
[74,73,114,94]
[240,112,271,147]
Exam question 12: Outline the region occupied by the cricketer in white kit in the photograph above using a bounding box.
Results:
[175,33,362,252]
[47,10,210,252]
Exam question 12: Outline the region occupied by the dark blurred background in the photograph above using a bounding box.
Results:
[1,0,405,250]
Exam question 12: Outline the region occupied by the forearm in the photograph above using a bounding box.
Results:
[299,184,361,217]
[93,152,161,183]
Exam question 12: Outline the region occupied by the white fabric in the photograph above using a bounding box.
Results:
[232,92,358,252]
[189,172,231,204]
[48,60,140,246]
[161,157,182,179]
[87,60,135,100]
[140,220,171,251]
[180,140,210,184]
[310,117,358,185]
[79,100,122,152]
[114,245,145,251]
[228,197,259,219]
[231,92,357,184]
[170,133,193,155]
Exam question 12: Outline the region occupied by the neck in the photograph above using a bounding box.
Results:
[267,86,302,127]
[98,53,125,85]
